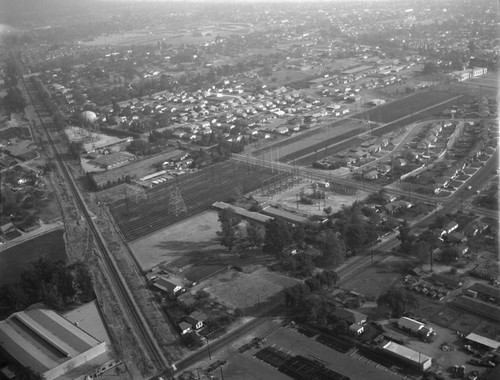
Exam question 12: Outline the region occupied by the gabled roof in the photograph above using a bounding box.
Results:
[186,311,208,324]
[331,308,366,324]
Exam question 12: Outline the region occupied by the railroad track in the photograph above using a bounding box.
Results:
[15,58,171,377]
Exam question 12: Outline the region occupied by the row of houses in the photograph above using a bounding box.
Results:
[448,67,488,82]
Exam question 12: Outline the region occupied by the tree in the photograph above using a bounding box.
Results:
[68,141,83,159]
[441,246,460,264]
[344,224,366,255]
[246,221,264,248]
[419,230,440,249]
[263,219,292,258]
[377,286,419,318]
[422,62,438,74]
[409,241,430,264]
[284,283,310,308]
[397,220,414,253]
[315,270,339,289]
[126,139,151,155]
[320,232,347,267]
[305,277,322,292]
[3,87,25,111]
[14,366,43,380]
[292,224,306,247]
[217,208,241,252]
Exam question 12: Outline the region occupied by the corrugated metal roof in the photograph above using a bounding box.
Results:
[0,307,102,375]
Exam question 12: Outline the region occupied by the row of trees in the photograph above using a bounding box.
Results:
[0,258,95,314]
[284,271,339,323]
[377,286,419,318]
[2,58,26,112]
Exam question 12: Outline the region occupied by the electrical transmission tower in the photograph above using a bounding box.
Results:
[123,183,147,214]
[167,186,187,216]
[126,183,147,203]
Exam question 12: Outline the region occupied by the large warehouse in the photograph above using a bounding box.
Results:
[381,341,433,372]
[0,307,109,380]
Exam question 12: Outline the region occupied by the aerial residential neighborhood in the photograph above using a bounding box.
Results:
[0,1,498,380]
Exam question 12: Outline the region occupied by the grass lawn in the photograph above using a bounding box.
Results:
[0,229,67,286]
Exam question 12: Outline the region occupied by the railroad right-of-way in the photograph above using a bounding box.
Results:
[15,55,174,378]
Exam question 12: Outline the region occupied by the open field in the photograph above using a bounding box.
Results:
[0,229,67,286]
[252,118,365,156]
[129,211,222,271]
[201,267,299,309]
[341,255,412,300]
[110,159,285,241]
[258,118,368,162]
[356,90,465,124]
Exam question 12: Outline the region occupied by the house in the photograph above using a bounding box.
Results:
[363,170,379,180]
[456,243,469,255]
[384,200,413,214]
[381,193,398,204]
[152,276,185,295]
[393,158,407,167]
[446,231,467,243]
[397,317,434,337]
[178,322,192,335]
[443,221,459,234]
[463,223,479,237]
[377,164,392,174]
[431,273,463,289]
[186,311,208,330]
[331,308,367,336]
[0,222,16,235]
[331,308,367,325]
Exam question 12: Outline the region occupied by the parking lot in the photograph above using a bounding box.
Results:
[223,320,409,380]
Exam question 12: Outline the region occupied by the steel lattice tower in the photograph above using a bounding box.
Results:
[168,186,187,216]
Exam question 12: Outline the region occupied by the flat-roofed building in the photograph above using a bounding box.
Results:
[465,333,500,351]
[0,307,109,380]
[381,341,432,372]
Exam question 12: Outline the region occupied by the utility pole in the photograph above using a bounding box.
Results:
[204,336,211,360]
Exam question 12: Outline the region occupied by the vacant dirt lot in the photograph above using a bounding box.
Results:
[129,211,222,271]
[341,255,411,300]
[199,267,299,309]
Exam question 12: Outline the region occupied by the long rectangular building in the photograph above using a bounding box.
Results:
[0,307,108,380]
[381,341,432,372]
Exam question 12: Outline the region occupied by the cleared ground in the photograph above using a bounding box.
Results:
[340,255,412,300]
[200,267,299,310]
[129,211,222,271]
[356,90,464,124]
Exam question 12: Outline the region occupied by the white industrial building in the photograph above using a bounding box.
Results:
[397,316,434,338]
[381,341,433,372]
